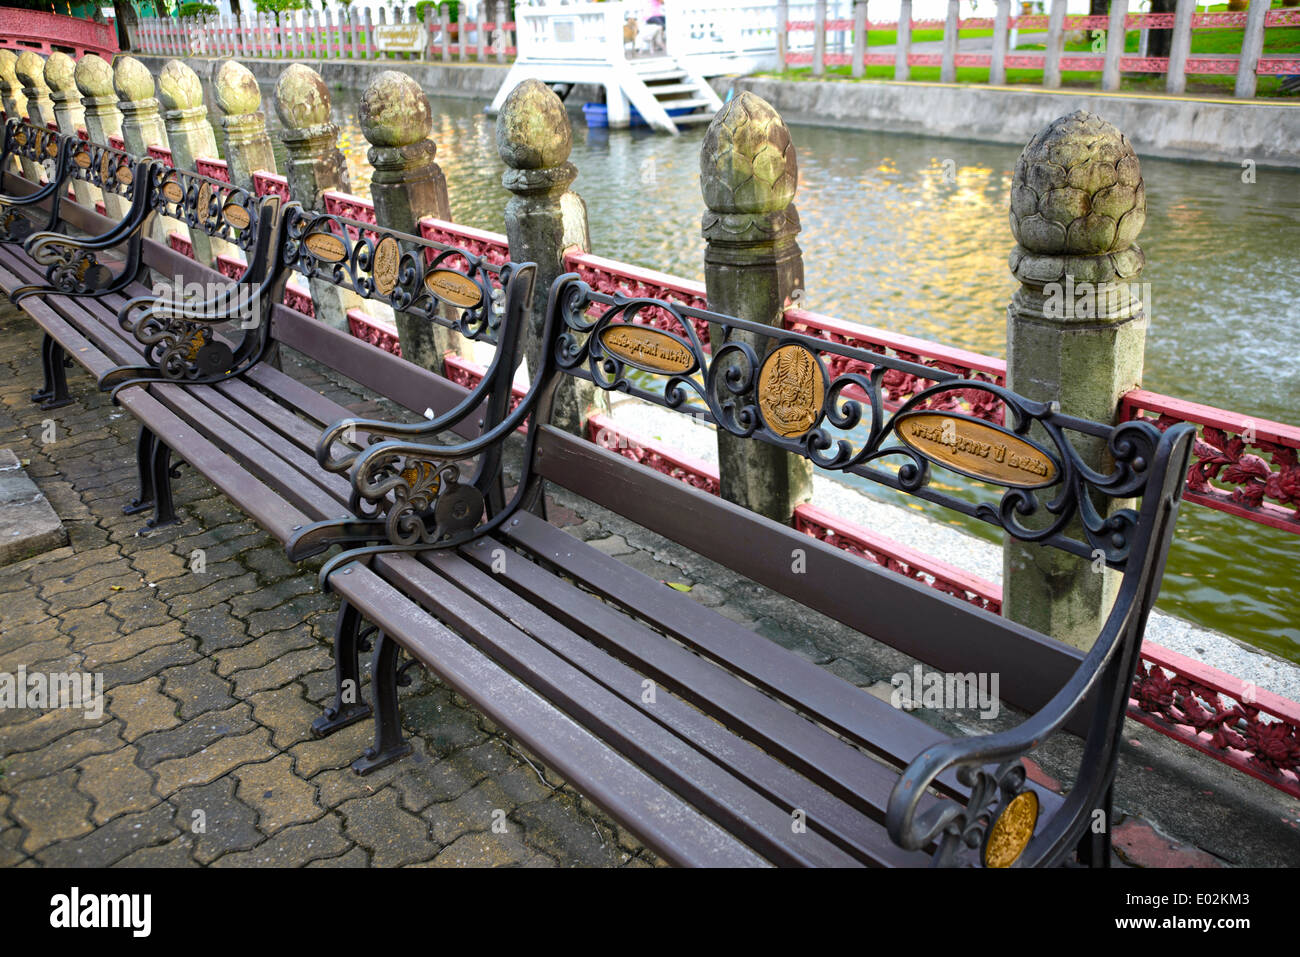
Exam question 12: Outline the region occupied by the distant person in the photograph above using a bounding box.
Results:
[641,0,665,54]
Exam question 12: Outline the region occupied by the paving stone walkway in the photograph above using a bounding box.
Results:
[0,309,651,868]
[2,305,1295,868]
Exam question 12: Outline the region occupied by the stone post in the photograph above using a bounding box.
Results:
[991,0,1011,86]
[275,64,360,331]
[1102,0,1128,92]
[43,52,96,209]
[0,50,39,182]
[214,59,278,194]
[497,79,604,435]
[700,92,811,523]
[1005,111,1148,650]
[895,0,913,81]
[1043,0,1067,89]
[114,55,175,243]
[941,0,960,83]
[359,70,456,374]
[157,59,231,265]
[15,52,55,130]
[1166,0,1195,95]
[1235,0,1270,99]
[75,54,127,219]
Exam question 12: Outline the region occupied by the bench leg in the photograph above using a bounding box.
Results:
[311,600,374,737]
[123,426,182,530]
[32,335,73,410]
[1076,784,1114,868]
[352,631,413,776]
[123,426,158,516]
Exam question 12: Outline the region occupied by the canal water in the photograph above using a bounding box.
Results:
[229,86,1299,663]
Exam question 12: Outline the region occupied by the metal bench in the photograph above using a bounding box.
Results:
[287,273,1197,867]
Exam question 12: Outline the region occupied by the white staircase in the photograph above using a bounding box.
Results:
[488,1,725,135]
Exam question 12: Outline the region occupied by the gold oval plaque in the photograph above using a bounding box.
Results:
[758,344,825,438]
[423,269,482,309]
[115,164,133,186]
[73,150,91,170]
[45,138,58,158]
[161,178,184,203]
[983,790,1039,869]
[196,182,212,217]
[894,411,1059,489]
[372,236,400,296]
[99,152,112,184]
[304,231,348,263]
[598,325,696,376]
[222,202,251,230]
[14,131,26,146]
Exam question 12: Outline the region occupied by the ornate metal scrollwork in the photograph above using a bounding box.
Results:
[547,278,1164,567]
[896,760,1039,868]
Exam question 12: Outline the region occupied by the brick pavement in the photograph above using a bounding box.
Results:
[0,308,653,868]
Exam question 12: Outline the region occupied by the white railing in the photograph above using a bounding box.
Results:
[515,0,628,64]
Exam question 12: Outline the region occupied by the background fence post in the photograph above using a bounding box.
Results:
[1166,0,1194,95]
[498,79,604,435]
[851,0,867,78]
[777,0,788,69]
[74,54,126,218]
[1004,111,1149,650]
[1102,0,1127,92]
[700,92,811,524]
[1235,0,1269,99]
[895,0,912,80]
[275,64,360,331]
[1044,0,1067,88]
[360,70,458,373]
[991,0,1010,85]
[44,52,97,210]
[214,59,278,195]
[941,0,960,83]
[158,59,231,266]
[812,0,827,76]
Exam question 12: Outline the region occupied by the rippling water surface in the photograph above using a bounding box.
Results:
[234,88,1299,662]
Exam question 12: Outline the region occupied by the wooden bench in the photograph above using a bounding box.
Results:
[285,273,1197,867]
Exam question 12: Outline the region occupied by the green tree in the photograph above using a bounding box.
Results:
[253,0,304,26]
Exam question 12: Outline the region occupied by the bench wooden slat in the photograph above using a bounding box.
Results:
[333,559,772,868]
[423,547,930,866]
[533,425,1094,738]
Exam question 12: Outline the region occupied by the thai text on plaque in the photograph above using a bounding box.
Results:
[598,325,696,375]
[895,411,1059,488]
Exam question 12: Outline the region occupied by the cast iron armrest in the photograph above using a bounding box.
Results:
[885,422,1196,867]
[314,263,537,475]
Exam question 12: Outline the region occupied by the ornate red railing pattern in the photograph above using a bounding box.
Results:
[252,170,291,200]
[0,9,118,59]
[146,144,173,167]
[194,157,231,183]
[347,308,400,354]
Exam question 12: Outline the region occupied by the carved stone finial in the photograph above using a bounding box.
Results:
[43,52,77,93]
[113,55,155,103]
[496,79,571,171]
[700,91,798,215]
[214,59,261,116]
[15,51,48,92]
[359,70,430,148]
[1008,110,1145,285]
[157,59,204,112]
[274,64,332,130]
[0,50,21,95]
[74,53,115,99]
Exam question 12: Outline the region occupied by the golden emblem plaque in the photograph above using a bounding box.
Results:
[304,232,348,263]
[757,344,825,438]
[372,236,400,296]
[895,412,1059,488]
[45,138,58,158]
[598,325,696,375]
[161,178,184,203]
[423,269,483,309]
[983,790,1039,868]
[222,202,251,230]
[72,150,91,170]
[99,152,112,185]
[195,182,212,218]
[115,165,133,186]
